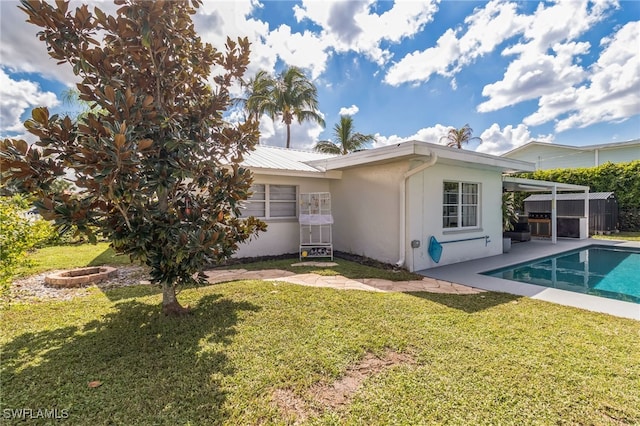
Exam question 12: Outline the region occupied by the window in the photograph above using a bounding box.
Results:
[242,184,266,217]
[242,184,297,219]
[443,181,479,229]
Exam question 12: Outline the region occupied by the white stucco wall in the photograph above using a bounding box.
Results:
[406,163,503,272]
[505,144,640,170]
[509,145,595,169]
[329,161,408,264]
[233,174,331,258]
[598,146,640,165]
[235,159,507,271]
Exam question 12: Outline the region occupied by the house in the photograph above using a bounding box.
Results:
[501,139,640,170]
[234,140,540,272]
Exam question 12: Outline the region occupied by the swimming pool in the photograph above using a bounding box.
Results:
[483,245,640,304]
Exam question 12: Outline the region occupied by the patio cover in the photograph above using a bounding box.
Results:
[502,177,590,243]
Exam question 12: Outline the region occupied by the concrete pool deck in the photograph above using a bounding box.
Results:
[417,238,640,321]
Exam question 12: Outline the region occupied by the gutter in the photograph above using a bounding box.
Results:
[396,151,438,268]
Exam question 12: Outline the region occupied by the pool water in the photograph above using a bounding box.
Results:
[483,245,640,304]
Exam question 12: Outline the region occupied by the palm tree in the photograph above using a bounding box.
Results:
[439,124,482,149]
[245,67,325,148]
[313,115,375,155]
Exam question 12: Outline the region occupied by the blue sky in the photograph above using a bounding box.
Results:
[1,0,638,155]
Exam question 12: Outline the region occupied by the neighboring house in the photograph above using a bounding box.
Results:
[235,140,536,272]
[501,139,640,170]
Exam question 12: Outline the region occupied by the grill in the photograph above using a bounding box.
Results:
[528,212,551,237]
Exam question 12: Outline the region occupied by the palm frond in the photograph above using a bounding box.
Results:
[313,140,342,154]
[440,123,482,149]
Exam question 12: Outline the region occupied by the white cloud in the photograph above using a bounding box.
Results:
[1,0,272,92]
[294,0,438,65]
[193,0,278,79]
[0,68,60,136]
[262,25,330,79]
[0,0,118,87]
[384,28,460,86]
[519,20,640,132]
[383,0,634,136]
[257,115,324,151]
[385,0,525,86]
[476,123,553,155]
[477,1,618,113]
[200,0,439,83]
[372,122,554,157]
[372,124,452,149]
[477,41,590,113]
[551,20,640,132]
[339,105,359,116]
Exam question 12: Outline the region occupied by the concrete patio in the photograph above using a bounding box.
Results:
[419,237,640,320]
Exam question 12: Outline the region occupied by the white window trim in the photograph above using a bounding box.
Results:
[244,184,298,220]
[442,181,481,231]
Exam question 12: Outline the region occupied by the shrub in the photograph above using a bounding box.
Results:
[0,195,53,297]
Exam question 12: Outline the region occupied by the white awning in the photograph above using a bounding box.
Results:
[502,176,589,193]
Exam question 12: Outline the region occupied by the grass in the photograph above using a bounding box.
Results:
[222,256,424,281]
[16,242,133,277]
[592,231,640,242]
[2,244,639,425]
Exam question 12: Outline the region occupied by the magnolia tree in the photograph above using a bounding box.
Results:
[0,0,266,315]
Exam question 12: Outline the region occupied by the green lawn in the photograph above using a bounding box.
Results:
[2,245,639,425]
[223,256,424,281]
[16,242,133,277]
[592,231,640,242]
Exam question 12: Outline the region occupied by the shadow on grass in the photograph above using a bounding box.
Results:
[218,256,423,282]
[0,294,260,425]
[87,247,132,267]
[85,246,153,302]
[101,284,162,301]
[405,291,522,313]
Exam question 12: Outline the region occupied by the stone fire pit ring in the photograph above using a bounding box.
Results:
[45,266,118,288]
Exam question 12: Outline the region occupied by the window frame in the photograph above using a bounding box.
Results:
[242,184,298,219]
[442,180,480,230]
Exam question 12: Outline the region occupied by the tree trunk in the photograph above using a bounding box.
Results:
[162,283,191,316]
[156,186,190,316]
[286,124,291,149]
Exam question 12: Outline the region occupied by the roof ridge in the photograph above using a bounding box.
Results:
[256,144,321,154]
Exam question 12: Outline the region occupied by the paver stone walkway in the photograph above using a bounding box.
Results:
[203,268,483,295]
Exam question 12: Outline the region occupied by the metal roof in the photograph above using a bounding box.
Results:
[241,145,336,173]
[308,140,536,173]
[524,192,615,202]
[240,141,536,177]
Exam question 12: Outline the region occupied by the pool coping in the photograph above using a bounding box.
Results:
[417,238,640,321]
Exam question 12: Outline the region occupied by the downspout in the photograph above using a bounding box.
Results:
[396,151,438,268]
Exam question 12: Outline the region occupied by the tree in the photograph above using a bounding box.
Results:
[313,115,375,155]
[0,0,266,315]
[0,194,52,300]
[61,87,107,121]
[439,124,481,149]
[245,67,325,149]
